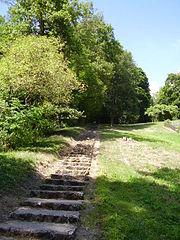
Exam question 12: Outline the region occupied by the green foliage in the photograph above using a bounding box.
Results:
[0,99,56,149]
[105,47,139,125]
[164,119,171,124]
[135,68,151,122]
[7,0,83,54]
[71,9,114,121]
[146,104,179,122]
[0,35,81,149]
[0,98,83,150]
[157,73,180,117]
[1,0,153,127]
[0,35,79,106]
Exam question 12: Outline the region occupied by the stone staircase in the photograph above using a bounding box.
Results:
[0,133,97,240]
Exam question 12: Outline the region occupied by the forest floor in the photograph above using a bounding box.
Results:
[91,122,180,240]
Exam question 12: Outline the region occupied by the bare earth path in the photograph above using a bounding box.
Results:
[0,128,100,240]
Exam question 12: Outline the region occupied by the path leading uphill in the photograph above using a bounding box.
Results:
[0,129,100,240]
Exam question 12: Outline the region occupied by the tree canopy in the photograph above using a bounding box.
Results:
[157,73,180,117]
[0,0,153,149]
[0,35,79,106]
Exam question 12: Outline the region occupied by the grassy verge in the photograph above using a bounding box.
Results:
[0,126,85,194]
[94,123,180,240]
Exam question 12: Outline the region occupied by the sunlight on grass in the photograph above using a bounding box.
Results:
[101,122,180,152]
[94,123,180,240]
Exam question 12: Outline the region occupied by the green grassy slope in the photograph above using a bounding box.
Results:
[0,127,84,193]
[94,123,180,240]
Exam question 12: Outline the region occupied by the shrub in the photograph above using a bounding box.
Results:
[145,104,179,122]
[0,99,56,149]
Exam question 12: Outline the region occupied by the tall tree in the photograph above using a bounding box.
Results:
[157,73,180,116]
[105,47,139,125]
[71,6,114,121]
[7,0,81,43]
[135,67,151,122]
[4,0,152,124]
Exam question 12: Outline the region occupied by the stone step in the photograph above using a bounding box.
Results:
[63,162,91,167]
[11,207,80,224]
[40,184,84,192]
[63,157,91,162]
[0,237,21,240]
[46,178,87,186]
[31,190,84,200]
[65,166,90,171]
[61,170,89,176]
[23,198,84,211]
[68,153,91,157]
[0,237,19,240]
[0,220,76,240]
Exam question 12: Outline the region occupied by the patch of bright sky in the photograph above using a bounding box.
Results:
[0,2,8,17]
[92,0,180,94]
[1,1,180,94]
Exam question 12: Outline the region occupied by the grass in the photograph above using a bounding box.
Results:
[93,122,180,240]
[0,126,85,194]
[101,122,180,152]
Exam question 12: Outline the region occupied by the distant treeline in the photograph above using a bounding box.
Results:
[146,73,180,122]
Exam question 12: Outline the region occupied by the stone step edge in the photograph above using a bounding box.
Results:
[47,177,88,185]
[0,220,77,240]
[40,184,84,191]
[23,198,84,210]
[11,207,80,224]
[31,190,84,200]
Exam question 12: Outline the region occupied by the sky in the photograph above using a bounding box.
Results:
[92,0,180,93]
[1,0,180,93]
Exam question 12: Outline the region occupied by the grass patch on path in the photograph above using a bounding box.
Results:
[94,123,180,240]
[0,126,85,194]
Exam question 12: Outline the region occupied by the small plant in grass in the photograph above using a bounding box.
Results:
[164,119,170,124]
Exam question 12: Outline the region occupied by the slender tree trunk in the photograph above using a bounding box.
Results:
[39,17,45,36]
[110,113,114,127]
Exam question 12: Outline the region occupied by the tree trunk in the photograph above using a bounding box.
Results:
[39,17,45,36]
[110,113,114,127]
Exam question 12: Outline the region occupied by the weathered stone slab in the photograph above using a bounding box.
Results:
[63,162,91,167]
[0,220,76,239]
[31,190,84,200]
[23,198,84,211]
[61,169,89,176]
[40,184,84,192]
[65,166,90,171]
[64,156,91,162]
[46,178,87,186]
[11,207,80,224]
